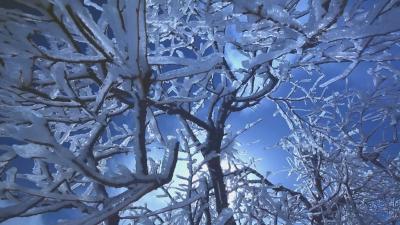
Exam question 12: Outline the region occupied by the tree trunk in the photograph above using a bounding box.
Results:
[206,156,236,225]
[203,129,236,225]
[107,214,120,225]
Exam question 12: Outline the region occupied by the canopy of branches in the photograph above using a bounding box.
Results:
[0,0,399,224]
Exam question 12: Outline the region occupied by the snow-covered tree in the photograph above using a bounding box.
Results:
[0,0,399,224]
[0,1,179,224]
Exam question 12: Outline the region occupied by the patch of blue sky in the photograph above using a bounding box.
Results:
[222,15,299,187]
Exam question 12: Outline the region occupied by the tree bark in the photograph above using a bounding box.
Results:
[203,129,236,225]
[206,156,236,225]
[207,156,228,212]
[107,214,120,225]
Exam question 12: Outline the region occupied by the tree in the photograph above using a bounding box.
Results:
[0,1,178,224]
[0,0,399,224]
